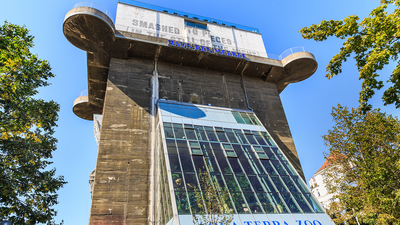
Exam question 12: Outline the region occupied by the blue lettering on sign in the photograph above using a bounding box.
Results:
[197,219,324,225]
[168,40,246,59]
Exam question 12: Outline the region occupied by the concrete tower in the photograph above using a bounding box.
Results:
[63,1,333,225]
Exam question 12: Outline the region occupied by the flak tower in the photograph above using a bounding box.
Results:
[63,1,334,225]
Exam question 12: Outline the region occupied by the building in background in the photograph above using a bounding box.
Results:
[63,0,334,224]
[308,157,337,210]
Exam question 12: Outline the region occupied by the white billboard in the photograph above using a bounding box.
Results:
[115,2,267,57]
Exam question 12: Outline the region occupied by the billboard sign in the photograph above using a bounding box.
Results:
[115,2,267,57]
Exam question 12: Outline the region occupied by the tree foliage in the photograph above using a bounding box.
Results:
[300,0,400,111]
[0,22,66,224]
[323,104,400,225]
[192,168,233,225]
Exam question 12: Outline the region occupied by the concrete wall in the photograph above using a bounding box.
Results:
[89,58,154,224]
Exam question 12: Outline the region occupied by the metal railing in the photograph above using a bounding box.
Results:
[267,46,311,60]
[78,90,88,97]
[73,2,115,23]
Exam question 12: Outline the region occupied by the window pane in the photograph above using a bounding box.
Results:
[184,172,199,191]
[245,134,258,145]
[172,172,185,191]
[280,176,299,192]
[223,174,241,192]
[173,123,186,139]
[228,158,243,173]
[184,128,197,140]
[303,193,324,213]
[281,193,302,213]
[261,132,276,147]
[253,134,267,146]
[281,160,297,176]
[234,129,249,144]
[259,176,277,192]
[225,150,237,157]
[192,155,206,171]
[187,191,202,213]
[257,152,269,160]
[270,175,288,192]
[256,193,277,213]
[292,193,314,213]
[175,191,190,214]
[261,160,277,175]
[204,127,218,142]
[230,192,249,213]
[270,192,289,213]
[248,175,264,192]
[163,122,175,138]
[263,147,278,160]
[214,150,232,174]
[180,154,194,171]
[216,132,228,142]
[239,112,252,124]
[200,142,219,172]
[291,176,310,193]
[224,129,239,143]
[169,154,181,172]
[231,111,245,124]
[243,192,263,214]
[249,114,262,126]
[166,139,177,154]
[235,174,252,191]
[194,125,208,141]
[270,160,288,175]
[176,140,190,155]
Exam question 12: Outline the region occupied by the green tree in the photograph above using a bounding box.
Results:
[323,104,400,225]
[192,168,233,225]
[0,22,66,224]
[300,0,400,111]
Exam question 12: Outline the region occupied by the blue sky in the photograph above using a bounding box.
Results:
[1,0,398,224]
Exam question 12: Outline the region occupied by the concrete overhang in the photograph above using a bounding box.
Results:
[63,6,317,120]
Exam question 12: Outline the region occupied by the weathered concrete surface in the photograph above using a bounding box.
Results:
[89,58,154,225]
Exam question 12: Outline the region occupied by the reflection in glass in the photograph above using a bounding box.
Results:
[303,193,324,213]
[204,127,218,142]
[292,193,314,213]
[175,191,190,214]
[163,122,175,138]
[169,154,181,172]
[184,127,197,140]
[166,139,177,154]
[225,128,239,143]
[234,129,249,144]
[235,174,252,192]
[261,160,277,175]
[194,125,208,141]
[281,193,302,213]
[228,158,243,173]
[173,123,186,139]
[271,160,288,175]
[270,176,288,192]
[270,192,289,213]
[243,192,263,214]
[256,193,277,213]
[180,154,194,171]
[230,192,249,214]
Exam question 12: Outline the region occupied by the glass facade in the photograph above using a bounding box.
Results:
[155,100,334,225]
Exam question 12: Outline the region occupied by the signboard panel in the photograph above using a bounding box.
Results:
[178,214,334,225]
[115,2,267,57]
